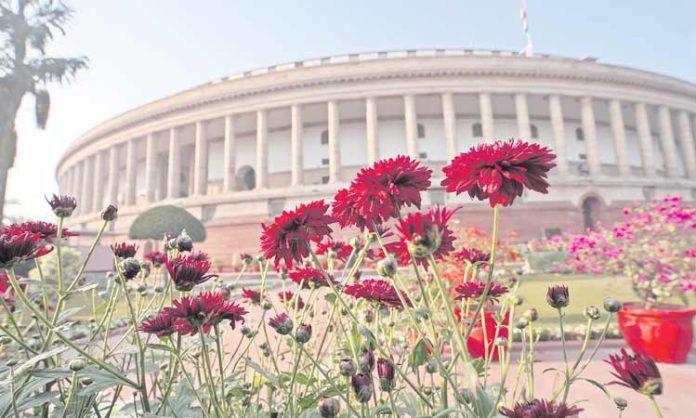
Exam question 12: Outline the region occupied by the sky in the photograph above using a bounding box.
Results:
[7,0,696,220]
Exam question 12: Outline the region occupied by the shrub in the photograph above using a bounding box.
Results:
[128,205,205,242]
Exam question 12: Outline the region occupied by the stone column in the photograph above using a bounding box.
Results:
[634,102,655,177]
[441,93,457,160]
[678,111,696,179]
[107,145,119,205]
[514,93,531,139]
[328,100,341,183]
[223,115,237,192]
[366,97,379,164]
[256,109,268,189]
[65,168,73,197]
[609,99,630,176]
[92,150,105,211]
[658,106,680,178]
[549,95,569,176]
[290,105,304,186]
[145,133,158,202]
[580,97,601,176]
[404,94,419,158]
[81,158,94,214]
[125,138,138,205]
[479,93,495,139]
[167,128,181,198]
[74,162,84,214]
[193,121,208,195]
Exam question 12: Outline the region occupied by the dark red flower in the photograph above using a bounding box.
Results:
[139,313,177,338]
[0,230,52,268]
[46,194,77,218]
[268,312,294,335]
[278,291,305,310]
[332,156,431,230]
[500,399,583,418]
[260,200,334,268]
[144,251,168,268]
[315,239,353,261]
[0,222,76,243]
[241,288,262,305]
[453,247,490,264]
[162,291,247,335]
[605,348,663,395]
[454,281,508,303]
[343,278,411,310]
[166,253,217,291]
[391,206,457,268]
[377,357,395,391]
[288,267,337,289]
[111,242,139,258]
[441,139,556,207]
[351,373,373,404]
[546,284,569,309]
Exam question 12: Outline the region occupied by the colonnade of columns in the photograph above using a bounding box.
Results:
[59,93,696,216]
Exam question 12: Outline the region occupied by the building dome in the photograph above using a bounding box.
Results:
[56,49,696,264]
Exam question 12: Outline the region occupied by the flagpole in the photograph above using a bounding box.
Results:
[520,0,533,56]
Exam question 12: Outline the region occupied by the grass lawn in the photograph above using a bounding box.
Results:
[515,273,638,327]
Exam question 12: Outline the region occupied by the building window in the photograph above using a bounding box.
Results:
[544,228,562,239]
[417,123,426,139]
[321,158,329,166]
[582,197,601,230]
[202,205,217,222]
[530,124,539,139]
[419,152,428,160]
[321,176,329,184]
[268,198,286,217]
[579,153,587,160]
[320,130,329,145]
[472,123,482,137]
[236,165,256,190]
[575,127,585,141]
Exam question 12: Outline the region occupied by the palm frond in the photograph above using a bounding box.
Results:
[28,56,88,83]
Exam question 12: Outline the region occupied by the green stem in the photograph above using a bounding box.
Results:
[61,371,79,418]
[649,395,664,418]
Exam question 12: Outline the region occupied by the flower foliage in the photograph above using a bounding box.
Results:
[441,139,556,207]
[166,253,217,291]
[343,278,411,310]
[605,348,663,396]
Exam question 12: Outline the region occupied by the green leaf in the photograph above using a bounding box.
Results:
[244,358,279,386]
[146,343,172,352]
[15,391,59,411]
[576,377,612,398]
[12,346,68,376]
[407,338,430,368]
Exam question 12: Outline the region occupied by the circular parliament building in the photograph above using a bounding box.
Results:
[56,49,696,264]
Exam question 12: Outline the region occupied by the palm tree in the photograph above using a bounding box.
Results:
[0,0,87,222]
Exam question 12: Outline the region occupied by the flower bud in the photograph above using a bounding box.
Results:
[268,313,293,336]
[363,310,374,323]
[546,284,569,309]
[101,204,118,221]
[523,308,539,322]
[318,397,340,418]
[614,397,628,411]
[6,359,17,367]
[176,230,193,252]
[583,306,601,321]
[603,297,622,313]
[120,258,141,281]
[295,324,312,344]
[377,358,395,391]
[240,325,251,336]
[376,256,398,278]
[358,349,375,373]
[351,373,374,403]
[46,194,77,218]
[69,359,86,371]
[457,388,474,404]
[81,376,93,385]
[425,360,437,374]
[515,318,529,330]
[262,300,273,311]
[339,358,356,376]
[512,295,524,306]
[349,237,361,248]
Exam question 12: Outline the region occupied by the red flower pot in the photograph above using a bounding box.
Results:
[455,308,509,361]
[617,302,696,364]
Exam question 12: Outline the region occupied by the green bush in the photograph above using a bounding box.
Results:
[128,205,206,241]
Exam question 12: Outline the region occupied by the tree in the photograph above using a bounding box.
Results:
[0,0,87,222]
[129,205,206,242]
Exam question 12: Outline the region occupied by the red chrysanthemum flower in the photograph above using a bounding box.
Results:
[241,288,262,305]
[166,253,217,291]
[500,399,583,418]
[315,239,354,261]
[391,206,457,268]
[343,278,411,310]
[46,194,77,218]
[162,291,247,336]
[0,230,52,268]
[139,313,177,338]
[605,348,663,395]
[332,156,431,230]
[441,139,556,207]
[111,242,139,259]
[260,200,334,268]
[268,312,294,335]
[144,251,168,268]
[278,291,305,310]
[0,222,77,243]
[288,267,337,289]
[454,281,509,303]
[453,247,490,264]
